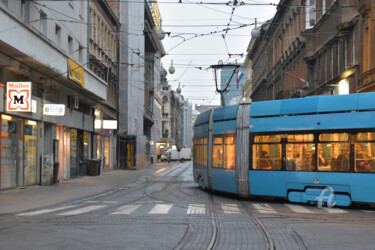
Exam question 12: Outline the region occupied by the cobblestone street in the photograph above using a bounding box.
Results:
[1,162,375,249]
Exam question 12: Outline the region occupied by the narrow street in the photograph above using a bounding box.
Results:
[1,162,375,250]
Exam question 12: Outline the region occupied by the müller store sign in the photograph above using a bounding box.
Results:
[6,81,32,112]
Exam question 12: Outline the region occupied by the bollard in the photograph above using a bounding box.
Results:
[53,162,59,184]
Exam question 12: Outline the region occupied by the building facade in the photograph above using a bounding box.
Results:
[183,101,193,149]
[248,0,362,102]
[358,0,375,93]
[0,0,117,189]
[89,0,120,173]
[118,0,165,169]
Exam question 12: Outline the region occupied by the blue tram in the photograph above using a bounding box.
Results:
[193,93,375,206]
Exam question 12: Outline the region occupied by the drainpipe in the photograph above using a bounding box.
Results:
[87,0,90,69]
[40,87,45,186]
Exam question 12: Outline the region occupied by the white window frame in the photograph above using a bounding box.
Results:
[306,0,316,29]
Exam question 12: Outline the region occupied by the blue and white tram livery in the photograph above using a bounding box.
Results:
[193,92,375,206]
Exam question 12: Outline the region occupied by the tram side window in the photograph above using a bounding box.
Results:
[213,135,236,170]
[213,137,223,168]
[253,135,282,170]
[318,133,350,172]
[193,139,197,164]
[203,138,208,167]
[286,134,315,171]
[194,138,208,166]
[354,132,375,173]
[224,136,236,170]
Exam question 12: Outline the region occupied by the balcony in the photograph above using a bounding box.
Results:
[358,67,375,92]
[162,113,169,118]
[144,107,154,124]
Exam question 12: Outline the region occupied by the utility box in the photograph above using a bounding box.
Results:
[42,154,53,185]
[88,159,99,176]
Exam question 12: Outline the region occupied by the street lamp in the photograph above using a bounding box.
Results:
[169,60,175,74]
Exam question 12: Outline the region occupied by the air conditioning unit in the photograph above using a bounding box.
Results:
[69,96,79,109]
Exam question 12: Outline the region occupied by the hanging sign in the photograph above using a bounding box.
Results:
[68,58,85,87]
[7,82,32,112]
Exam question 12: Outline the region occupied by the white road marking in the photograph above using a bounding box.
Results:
[252,203,278,214]
[222,204,241,214]
[148,204,173,214]
[183,175,193,181]
[187,204,205,215]
[322,207,348,214]
[111,204,141,215]
[58,205,106,216]
[17,205,78,216]
[85,201,99,203]
[361,210,375,213]
[285,204,314,214]
[103,201,118,204]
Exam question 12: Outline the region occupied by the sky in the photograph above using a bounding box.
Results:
[157,0,280,108]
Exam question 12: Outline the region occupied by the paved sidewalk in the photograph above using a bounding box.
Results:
[0,162,174,215]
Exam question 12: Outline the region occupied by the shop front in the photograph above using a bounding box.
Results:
[118,135,136,169]
[1,115,38,189]
[70,129,90,176]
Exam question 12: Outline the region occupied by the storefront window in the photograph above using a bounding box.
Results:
[93,134,101,160]
[83,131,89,160]
[70,129,78,176]
[24,120,38,185]
[1,115,18,189]
[104,136,109,167]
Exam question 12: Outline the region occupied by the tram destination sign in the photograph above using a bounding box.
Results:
[6,81,32,112]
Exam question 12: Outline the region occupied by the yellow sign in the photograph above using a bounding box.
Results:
[148,0,161,30]
[68,58,85,87]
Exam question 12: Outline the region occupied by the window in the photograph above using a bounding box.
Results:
[213,134,236,170]
[354,132,375,173]
[21,0,30,21]
[318,133,350,172]
[306,0,316,29]
[68,35,73,54]
[193,137,208,166]
[253,135,282,170]
[40,10,47,35]
[55,24,61,47]
[286,134,315,171]
[79,45,83,63]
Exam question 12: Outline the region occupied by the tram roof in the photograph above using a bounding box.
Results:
[194,109,212,126]
[250,93,375,117]
[213,105,239,121]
